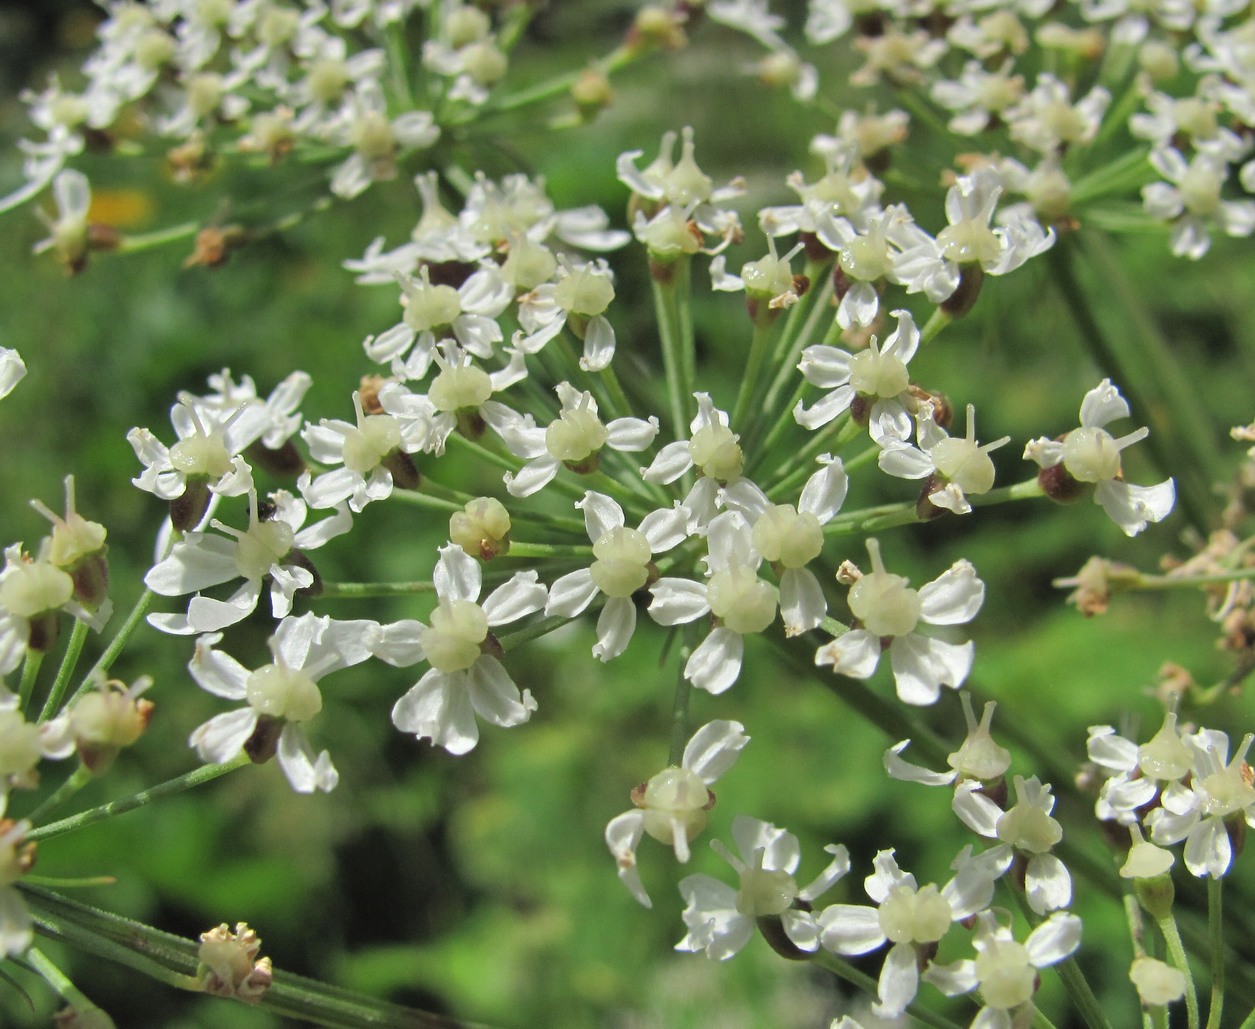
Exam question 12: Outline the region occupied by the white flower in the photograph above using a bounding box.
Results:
[185,368,312,454]
[0,349,25,399]
[878,403,1011,514]
[546,492,687,661]
[642,393,756,531]
[516,257,618,372]
[1130,956,1187,1007]
[1025,378,1175,535]
[885,692,1011,788]
[499,383,657,498]
[327,83,439,199]
[818,847,1009,1018]
[815,538,984,705]
[794,309,921,444]
[605,720,749,907]
[1005,73,1110,155]
[146,488,351,635]
[299,389,429,511]
[676,816,849,960]
[724,454,848,635]
[127,393,260,520]
[1147,728,1255,878]
[1087,706,1193,824]
[365,264,512,382]
[925,909,1082,1023]
[953,774,1072,914]
[32,168,92,271]
[649,511,777,695]
[390,543,547,754]
[758,143,884,242]
[1142,147,1255,259]
[188,613,382,793]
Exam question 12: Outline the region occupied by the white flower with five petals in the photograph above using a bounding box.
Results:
[389,544,547,755]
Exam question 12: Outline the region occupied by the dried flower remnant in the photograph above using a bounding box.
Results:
[196,923,272,1003]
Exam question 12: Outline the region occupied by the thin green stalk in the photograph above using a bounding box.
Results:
[919,307,953,346]
[808,949,965,1029]
[27,754,250,843]
[765,417,862,498]
[500,541,592,559]
[318,581,436,599]
[23,946,101,1015]
[69,588,155,705]
[17,649,44,715]
[460,44,635,122]
[1158,911,1201,1029]
[384,21,416,112]
[1205,876,1224,1029]
[25,764,93,826]
[667,636,695,766]
[1030,1005,1062,1029]
[115,222,201,254]
[38,618,90,722]
[652,263,695,441]
[731,315,777,431]
[23,885,481,1028]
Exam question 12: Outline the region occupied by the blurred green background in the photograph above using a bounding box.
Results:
[2,2,1255,1026]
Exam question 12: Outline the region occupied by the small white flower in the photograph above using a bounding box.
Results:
[500,383,657,498]
[516,257,618,372]
[649,511,777,694]
[189,613,382,793]
[676,815,849,960]
[925,909,1082,1022]
[0,820,34,957]
[1025,378,1175,535]
[885,692,1012,788]
[390,543,547,754]
[818,846,1009,1018]
[794,309,921,444]
[815,538,984,705]
[605,719,749,907]
[546,492,687,661]
[1142,147,1255,259]
[146,489,350,635]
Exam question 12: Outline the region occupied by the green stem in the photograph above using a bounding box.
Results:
[652,261,696,441]
[499,541,592,559]
[1030,1005,1062,1029]
[39,618,90,722]
[23,946,101,1015]
[17,649,44,715]
[25,764,93,826]
[667,636,695,766]
[808,949,964,1029]
[1158,912,1201,1029]
[115,222,201,254]
[69,588,155,705]
[462,44,635,122]
[27,754,250,843]
[318,581,436,599]
[731,314,776,430]
[22,885,482,1028]
[1205,876,1224,1029]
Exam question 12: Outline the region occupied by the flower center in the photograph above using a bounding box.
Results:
[429,364,493,414]
[403,279,463,334]
[735,854,798,917]
[1137,713,1192,781]
[0,561,74,618]
[341,414,401,473]
[422,599,489,672]
[848,346,909,399]
[751,505,823,569]
[707,566,777,635]
[936,218,1002,266]
[246,663,323,723]
[546,406,608,463]
[233,520,295,581]
[169,432,234,480]
[640,766,712,845]
[848,570,920,638]
[553,265,614,317]
[932,436,996,494]
[689,424,743,481]
[878,883,952,944]
[1061,426,1121,483]
[590,526,652,598]
[975,939,1036,1010]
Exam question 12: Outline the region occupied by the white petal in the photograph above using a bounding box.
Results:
[483,571,547,625]
[392,668,480,755]
[638,504,689,552]
[579,315,616,371]
[648,578,709,625]
[883,739,956,786]
[1025,854,1072,914]
[874,942,920,1018]
[504,456,560,497]
[780,568,826,636]
[1025,912,1082,967]
[144,535,239,595]
[593,597,637,661]
[642,440,693,484]
[798,454,848,522]
[277,724,338,793]
[577,491,625,542]
[1184,816,1231,878]
[546,568,599,618]
[189,708,258,765]
[1094,478,1175,536]
[682,719,750,784]
[919,560,984,624]
[606,415,660,452]
[188,635,249,699]
[1078,379,1129,429]
[889,635,974,704]
[817,904,886,955]
[0,887,32,957]
[605,810,651,907]
[434,543,482,603]
[685,627,744,695]
[814,629,881,678]
[953,782,1004,838]
[186,582,263,632]
[468,655,538,728]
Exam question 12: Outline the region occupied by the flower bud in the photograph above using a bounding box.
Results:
[70,675,154,775]
[31,476,109,611]
[450,497,512,560]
